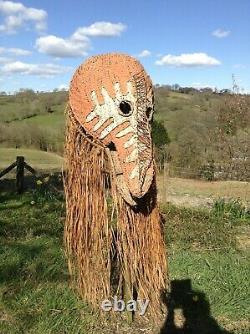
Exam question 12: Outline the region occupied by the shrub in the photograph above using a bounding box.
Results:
[212,198,249,220]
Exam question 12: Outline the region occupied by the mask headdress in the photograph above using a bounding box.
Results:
[64,53,168,319]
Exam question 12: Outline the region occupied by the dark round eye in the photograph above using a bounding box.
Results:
[119,101,131,116]
[146,107,153,119]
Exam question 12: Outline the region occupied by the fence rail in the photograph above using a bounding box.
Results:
[0,156,36,193]
[1,156,249,195]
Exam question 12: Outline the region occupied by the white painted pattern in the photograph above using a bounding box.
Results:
[85,81,153,181]
[86,82,136,142]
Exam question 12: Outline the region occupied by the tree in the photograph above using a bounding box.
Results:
[40,93,54,113]
[15,88,36,103]
[152,119,170,148]
[152,120,171,170]
[172,84,180,91]
[214,93,250,179]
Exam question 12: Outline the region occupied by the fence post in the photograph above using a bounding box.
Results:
[16,156,24,194]
[163,162,167,202]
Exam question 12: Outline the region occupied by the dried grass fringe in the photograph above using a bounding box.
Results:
[64,110,169,320]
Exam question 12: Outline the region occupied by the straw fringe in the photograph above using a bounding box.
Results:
[64,110,168,319]
[111,174,168,317]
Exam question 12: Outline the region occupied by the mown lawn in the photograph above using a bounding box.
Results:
[0,187,249,333]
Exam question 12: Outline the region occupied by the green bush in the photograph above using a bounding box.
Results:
[152,119,170,148]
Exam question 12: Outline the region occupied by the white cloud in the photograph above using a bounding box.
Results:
[0,0,47,34]
[72,22,126,39]
[137,49,151,58]
[35,21,126,58]
[192,82,216,90]
[212,29,230,38]
[58,84,69,91]
[0,1,25,14]
[8,47,32,55]
[155,53,221,67]
[0,56,12,63]
[36,35,90,57]
[1,61,71,77]
[0,46,32,55]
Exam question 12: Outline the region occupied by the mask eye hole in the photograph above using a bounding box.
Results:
[146,107,153,120]
[119,101,132,116]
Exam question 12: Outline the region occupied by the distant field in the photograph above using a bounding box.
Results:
[0,92,66,123]
[0,148,64,171]
[19,110,65,131]
[158,175,250,207]
[0,90,196,127]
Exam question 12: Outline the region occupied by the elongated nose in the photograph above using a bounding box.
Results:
[111,123,154,199]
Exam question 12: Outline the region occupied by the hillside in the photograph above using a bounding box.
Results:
[0,88,249,180]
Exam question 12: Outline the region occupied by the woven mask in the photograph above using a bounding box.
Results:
[69,53,154,205]
[65,53,168,320]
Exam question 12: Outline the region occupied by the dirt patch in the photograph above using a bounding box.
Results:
[236,226,250,251]
[157,176,250,208]
[159,193,214,208]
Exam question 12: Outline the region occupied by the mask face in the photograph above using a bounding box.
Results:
[69,53,155,206]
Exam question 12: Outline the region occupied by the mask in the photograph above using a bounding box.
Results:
[69,53,155,205]
[65,53,168,320]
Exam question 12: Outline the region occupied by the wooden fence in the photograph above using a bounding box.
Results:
[0,156,36,193]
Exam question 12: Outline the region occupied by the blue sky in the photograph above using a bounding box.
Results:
[0,0,249,93]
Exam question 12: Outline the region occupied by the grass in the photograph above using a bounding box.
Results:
[19,109,65,130]
[0,92,66,124]
[0,148,64,171]
[0,185,249,333]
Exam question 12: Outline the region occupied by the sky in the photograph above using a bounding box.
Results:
[0,0,249,93]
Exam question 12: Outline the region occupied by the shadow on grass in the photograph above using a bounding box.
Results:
[0,171,64,194]
[0,210,64,238]
[0,240,69,284]
[0,184,67,286]
[160,279,232,334]
[0,189,24,203]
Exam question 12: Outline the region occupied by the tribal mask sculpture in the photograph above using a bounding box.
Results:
[64,53,168,319]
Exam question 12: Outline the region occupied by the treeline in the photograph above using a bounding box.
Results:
[154,83,236,95]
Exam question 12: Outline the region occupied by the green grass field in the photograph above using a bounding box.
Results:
[0,148,64,171]
[0,92,66,124]
[17,109,65,131]
[0,186,249,333]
